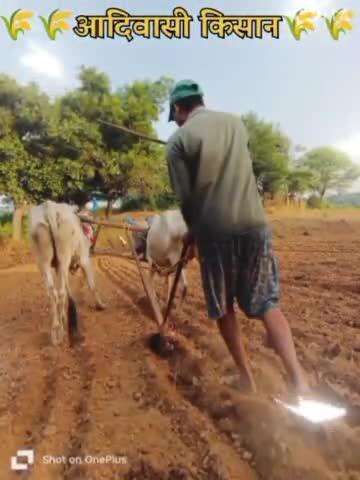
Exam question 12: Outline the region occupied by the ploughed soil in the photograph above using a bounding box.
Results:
[1,209,360,480]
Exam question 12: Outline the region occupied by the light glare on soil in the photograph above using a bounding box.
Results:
[276,397,347,423]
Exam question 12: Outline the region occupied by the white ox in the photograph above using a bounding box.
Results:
[30,200,105,345]
[145,210,189,303]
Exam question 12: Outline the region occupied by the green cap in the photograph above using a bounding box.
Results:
[168,80,204,121]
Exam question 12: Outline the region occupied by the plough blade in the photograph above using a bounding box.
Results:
[125,230,164,328]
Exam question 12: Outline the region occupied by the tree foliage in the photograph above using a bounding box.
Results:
[242,112,291,198]
[299,147,360,198]
[0,68,173,236]
[0,68,173,211]
[286,169,314,196]
[55,67,173,204]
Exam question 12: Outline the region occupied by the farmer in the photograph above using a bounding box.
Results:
[166,80,309,394]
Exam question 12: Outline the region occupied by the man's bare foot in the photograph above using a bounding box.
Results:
[244,375,257,394]
[292,369,310,396]
[295,380,311,396]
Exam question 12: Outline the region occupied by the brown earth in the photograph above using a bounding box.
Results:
[1,210,360,480]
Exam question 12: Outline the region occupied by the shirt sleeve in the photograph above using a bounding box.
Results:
[166,132,193,227]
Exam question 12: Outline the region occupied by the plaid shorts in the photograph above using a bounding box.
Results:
[196,227,280,320]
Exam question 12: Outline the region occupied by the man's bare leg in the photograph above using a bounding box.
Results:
[262,307,309,394]
[217,309,257,393]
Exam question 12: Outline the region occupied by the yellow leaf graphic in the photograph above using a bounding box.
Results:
[56,20,71,31]
[13,10,33,21]
[298,10,317,20]
[337,9,355,21]
[288,10,318,39]
[326,9,356,39]
[52,10,72,22]
[1,9,34,39]
[40,9,73,40]
[336,19,353,30]
[18,20,32,30]
[301,19,316,30]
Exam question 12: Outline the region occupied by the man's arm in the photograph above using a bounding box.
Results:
[166,133,193,227]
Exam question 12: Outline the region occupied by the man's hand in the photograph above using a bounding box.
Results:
[186,244,197,261]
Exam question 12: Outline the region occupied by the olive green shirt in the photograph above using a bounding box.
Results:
[166,107,266,239]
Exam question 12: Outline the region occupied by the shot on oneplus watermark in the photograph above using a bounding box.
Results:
[10,449,127,470]
[42,454,128,466]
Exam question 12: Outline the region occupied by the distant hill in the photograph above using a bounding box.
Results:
[328,192,360,206]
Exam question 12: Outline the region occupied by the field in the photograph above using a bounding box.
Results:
[1,210,360,480]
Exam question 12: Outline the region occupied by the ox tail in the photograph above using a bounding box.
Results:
[44,200,59,270]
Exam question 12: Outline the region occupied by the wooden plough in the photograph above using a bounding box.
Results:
[77,119,191,352]
[78,214,173,328]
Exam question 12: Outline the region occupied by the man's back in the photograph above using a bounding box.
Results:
[167,107,266,238]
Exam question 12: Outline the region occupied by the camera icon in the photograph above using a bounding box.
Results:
[10,449,35,471]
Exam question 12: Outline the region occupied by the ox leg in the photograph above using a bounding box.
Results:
[33,227,62,345]
[81,258,106,310]
[56,264,70,344]
[165,270,187,308]
[166,275,173,304]
[53,221,76,344]
[43,267,63,346]
[179,270,188,304]
[39,264,64,346]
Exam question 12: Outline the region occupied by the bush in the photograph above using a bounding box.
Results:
[120,193,178,212]
[0,213,13,238]
[152,192,177,210]
[0,212,29,240]
[306,195,323,209]
[120,196,151,212]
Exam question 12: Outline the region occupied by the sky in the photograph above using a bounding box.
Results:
[1,0,360,170]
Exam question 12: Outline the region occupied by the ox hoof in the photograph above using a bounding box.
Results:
[95,302,106,311]
[69,332,85,347]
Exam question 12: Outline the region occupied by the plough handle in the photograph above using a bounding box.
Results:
[162,240,190,330]
[78,215,148,233]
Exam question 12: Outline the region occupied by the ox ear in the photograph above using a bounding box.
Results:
[72,205,80,213]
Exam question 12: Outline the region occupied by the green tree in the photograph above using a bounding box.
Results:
[61,69,173,214]
[300,147,360,199]
[286,169,314,198]
[0,68,173,237]
[242,112,291,199]
[0,75,55,239]
[79,66,111,96]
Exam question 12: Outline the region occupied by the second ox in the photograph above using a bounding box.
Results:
[127,210,191,303]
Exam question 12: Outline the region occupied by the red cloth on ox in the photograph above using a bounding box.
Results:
[81,222,95,245]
